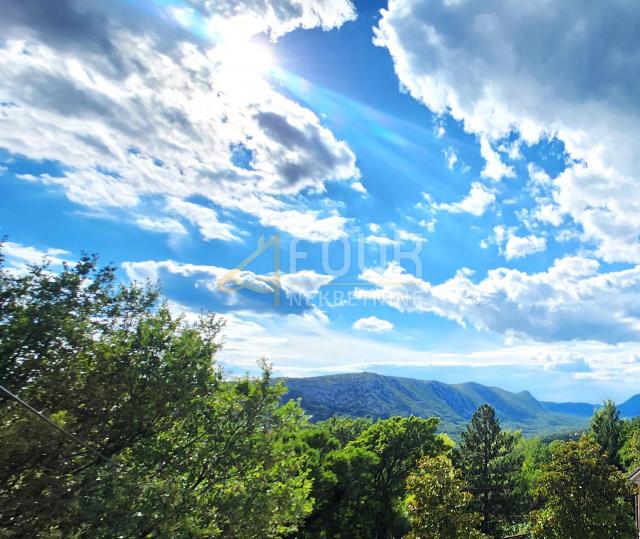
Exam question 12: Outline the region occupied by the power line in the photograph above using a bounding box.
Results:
[0,383,117,467]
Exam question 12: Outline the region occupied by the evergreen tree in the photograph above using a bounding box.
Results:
[590,399,623,468]
[529,436,635,539]
[453,404,522,538]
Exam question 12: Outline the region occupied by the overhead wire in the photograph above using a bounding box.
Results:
[0,383,117,467]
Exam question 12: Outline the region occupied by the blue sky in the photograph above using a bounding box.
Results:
[2,0,640,402]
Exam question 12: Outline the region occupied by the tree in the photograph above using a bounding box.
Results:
[514,436,553,514]
[529,436,635,539]
[453,404,523,538]
[350,415,447,538]
[298,415,447,539]
[590,400,623,468]
[621,425,640,470]
[0,251,313,537]
[405,455,487,539]
[299,444,379,539]
[316,416,373,447]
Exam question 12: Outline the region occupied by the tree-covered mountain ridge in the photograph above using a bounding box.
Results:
[280,372,639,436]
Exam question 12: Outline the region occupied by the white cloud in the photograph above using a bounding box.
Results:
[374,0,640,262]
[435,182,495,216]
[353,316,394,333]
[527,163,552,188]
[206,305,640,396]
[351,180,367,195]
[395,228,426,243]
[134,216,187,236]
[159,297,640,397]
[166,197,239,242]
[122,258,333,301]
[355,256,640,344]
[503,233,546,260]
[532,204,563,227]
[0,0,358,241]
[1,241,70,269]
[280,270,334,298]
[366,228,426,247]
[443,147,458,169]
[256,208,349,241]
[366,235,395,246]
[183,0,356,40]
[479,137,515,181]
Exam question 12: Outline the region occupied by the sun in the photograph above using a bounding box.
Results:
[218,39,276,80]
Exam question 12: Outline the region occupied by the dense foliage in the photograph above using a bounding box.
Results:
[405,455,486,539]
[0,252,312,537]
[530,437,635,538]
[1,250,639,538]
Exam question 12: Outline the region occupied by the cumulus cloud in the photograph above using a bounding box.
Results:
[166,197,240,242]
[503,234,546,260]
[355,256,640,344]
[374,0,640,262]
[255,207,349,241]
[490,226,547,260]
[280,270,335,298]
[1,241,70,269]
[479,137,515,181]
[352,316,394,333]
[122,258,334,306]
[0,0,358,242]
[434,182,495,217]
[532,204,563,227]
[182,0,356,40]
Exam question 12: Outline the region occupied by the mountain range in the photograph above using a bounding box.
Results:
[280,372,640,437]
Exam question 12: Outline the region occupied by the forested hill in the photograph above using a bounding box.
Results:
[280,372,590,436]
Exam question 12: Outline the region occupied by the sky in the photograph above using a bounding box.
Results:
[2,0,640,402]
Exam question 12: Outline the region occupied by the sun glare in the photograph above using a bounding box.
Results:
[218,40,276,80]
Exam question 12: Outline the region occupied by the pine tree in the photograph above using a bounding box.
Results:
[590,400,623,468]
[453,404,522,538]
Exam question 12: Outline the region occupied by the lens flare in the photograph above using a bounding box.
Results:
[218,40,275,80]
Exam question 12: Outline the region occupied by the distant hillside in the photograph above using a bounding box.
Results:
[619,394,640,417]
[280,372,589,437]
[540,401,599,417]
[542,395,640,419]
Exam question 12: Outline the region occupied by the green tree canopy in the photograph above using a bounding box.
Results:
[315,415,373,447]
[405,455,487,539]
[298,415,446,538]
[529,436,635,539]
[620,424,640,471]
[0,251,312,537]
[350,415,447,538]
